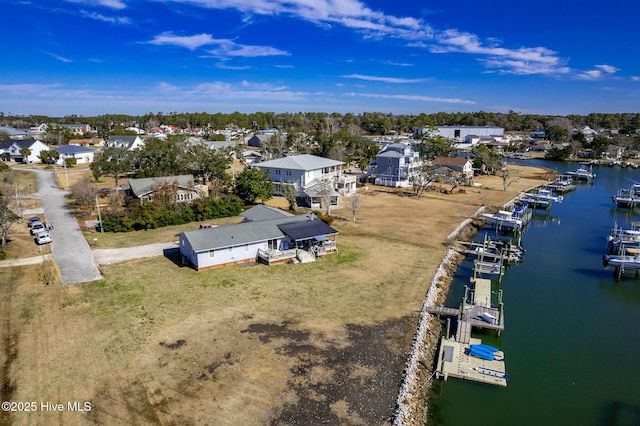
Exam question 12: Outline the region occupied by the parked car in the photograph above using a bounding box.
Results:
[35,231,52,245]
[30,222,45,235]
[28,216,40,227]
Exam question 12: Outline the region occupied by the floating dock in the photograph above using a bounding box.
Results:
[435,337,508,386]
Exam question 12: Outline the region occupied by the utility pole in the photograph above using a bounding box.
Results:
[95,195,104,234]
[15,183,23,221]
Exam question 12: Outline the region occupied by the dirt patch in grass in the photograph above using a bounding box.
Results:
[1,164,550,424]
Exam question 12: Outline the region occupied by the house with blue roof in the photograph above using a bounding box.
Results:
[54,145,96,165]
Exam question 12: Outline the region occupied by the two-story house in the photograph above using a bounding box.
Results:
[0,139,50,163]
[253,154,356,209]
[374,143,423,187]
[105,135,145,150]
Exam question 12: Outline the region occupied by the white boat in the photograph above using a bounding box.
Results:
[566,165,596,182]
[520,189,563,209]
[603,248,640,270]
[612,184,640,208]
[482,210,525,231]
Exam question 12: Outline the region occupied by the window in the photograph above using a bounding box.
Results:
[208,250,215,258]
[286,170,292,176]
[244,244,249,252]
[275,169,281,175]
[388,158,391,164]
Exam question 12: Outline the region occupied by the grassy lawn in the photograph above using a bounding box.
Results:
[83,216,245,248]
[1,169,38,195]
[0,164,552,425]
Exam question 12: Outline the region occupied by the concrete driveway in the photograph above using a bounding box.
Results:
[19,167,103,285]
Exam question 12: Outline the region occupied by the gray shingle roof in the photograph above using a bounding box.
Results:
[122,175,195,198]
[180,213,317,252]
[241,204,293,222]
[255,154,344,171]
[55,145,95,155]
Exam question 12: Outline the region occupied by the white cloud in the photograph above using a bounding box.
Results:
[79,10,131,24]
[631,76,640,82]
[163,0,432,40]
[577,64,620,80]
[385,61,413,67]
[147,32,217,50]
[66,0,126,9]
[44,52,72,63]
[207,40,289,57]
[147,33,289,58]
[342,74,426,83]
[351,92,475,105]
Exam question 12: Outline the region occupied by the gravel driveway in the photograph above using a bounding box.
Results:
[93,242,178,265]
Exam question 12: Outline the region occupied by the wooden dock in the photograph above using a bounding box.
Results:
[435,337,508,386]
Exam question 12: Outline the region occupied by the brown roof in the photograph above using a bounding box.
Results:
[432,157,470,166]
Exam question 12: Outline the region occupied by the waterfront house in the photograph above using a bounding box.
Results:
[177,205,338,270]
[432,157,474,177]
[253,154,356,209]
[374,143,423,187]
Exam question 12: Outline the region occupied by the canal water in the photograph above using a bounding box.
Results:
[427,160,640,426]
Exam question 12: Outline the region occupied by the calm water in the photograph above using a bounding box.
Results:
[428,160,640,426]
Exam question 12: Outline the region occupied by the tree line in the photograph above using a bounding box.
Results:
[2,111,640,137]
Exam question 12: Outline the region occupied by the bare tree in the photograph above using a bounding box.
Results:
[501,167,521,191]
[107,189,125,215]
[347,191,364,221]
[328,144,348,162]
[318,181,335,216]
[70,180,98,215]
[0,197,19,250]
[151,179,180,209]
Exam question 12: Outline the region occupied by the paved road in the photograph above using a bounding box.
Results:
[18,167,103,285]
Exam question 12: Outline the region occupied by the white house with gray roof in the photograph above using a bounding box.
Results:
[177,205,338,270]
[105,135,144,150]
[253,154,356,209]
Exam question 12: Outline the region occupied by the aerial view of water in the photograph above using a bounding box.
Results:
[427,160,640,426]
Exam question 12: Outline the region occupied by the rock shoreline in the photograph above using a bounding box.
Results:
[392,206,487,425]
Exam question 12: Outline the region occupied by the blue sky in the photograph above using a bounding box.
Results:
[1,0,639,117]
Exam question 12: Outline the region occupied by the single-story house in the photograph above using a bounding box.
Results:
[177,205,338,270]
[0,126,28,140]
[121,174,207,203]
[54,145,96,165]
[432,157,474,177]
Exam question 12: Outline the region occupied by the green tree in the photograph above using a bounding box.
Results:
[132,137,187,178]
[39,149,59,164]
[419,134,456,160]
[545,145,573,161]
[472,144,503,175]
[19,147,31,163]
[64,157,77,167]
[545,125,569,142]
[90,147,132,187]
[233,168,274,204]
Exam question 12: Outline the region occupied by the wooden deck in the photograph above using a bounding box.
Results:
[435,337,508,386]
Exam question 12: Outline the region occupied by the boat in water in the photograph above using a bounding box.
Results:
[566,165,596,182]
[612,184,640,208]
[520,188,563,209]
[482,204,531,231]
